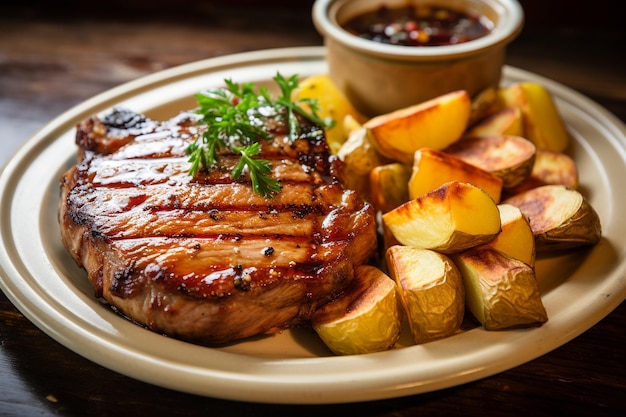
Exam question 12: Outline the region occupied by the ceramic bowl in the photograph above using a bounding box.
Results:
[312,0,524,117]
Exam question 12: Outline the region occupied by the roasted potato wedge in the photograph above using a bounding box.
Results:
[498,82,571,152]
[386,246,465,344]
[381,220,401,252]
[464,106,524,138]
[365,90,471,164]
[480,203,536,267]
[444,135,536,189]
[311,265,402,355]
[468,86,501,126]
[337,127,385,175]
[452,246,548,330]
[504,148,579,197]
[292,73,367,153]
[369,162,411,213]
[343,113,364,137]
[503,185,602,252]
[383,181,501,254]
[408,148,503,203]
[337,127,387,198]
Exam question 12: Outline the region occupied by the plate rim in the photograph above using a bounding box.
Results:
[1,46,626,404]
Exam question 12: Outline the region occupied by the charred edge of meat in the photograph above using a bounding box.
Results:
[103,108,150,130]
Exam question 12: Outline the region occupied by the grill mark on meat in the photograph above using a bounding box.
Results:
[106,236,322,293]
[89,156,321,188]
[82,210,317,240]
[68,182,324,213]
[59,108,378,345]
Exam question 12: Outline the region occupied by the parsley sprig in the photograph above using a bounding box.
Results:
[274,73,333,140]
[186,73,334,199]
[232,142,281,197]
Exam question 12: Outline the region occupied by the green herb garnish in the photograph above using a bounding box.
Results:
[232,142,281,197]
[273,73,334,140]
[185,73,335,199]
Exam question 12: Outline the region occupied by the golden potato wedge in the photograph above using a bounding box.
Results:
[337,127,386,175]
[365,90,471,164]
[292,73,367,153]
[498,82,571,152]
[464,106,524,138]
[343,114,364,137]
[383,181,501,254]
[444,135,536,189]
[408,148,503,203]
[452,246,548,330]
[369,162,412,213]
[503,185,602,252]
[469,86,501,126]
[386,246,465,344]
[381,220,401,252]
[311,265,402,355]
[337,127,387,198]
[504,148,579,197]
[481,203,536,267]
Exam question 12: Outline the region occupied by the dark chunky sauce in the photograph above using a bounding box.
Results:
[343,5,492,46]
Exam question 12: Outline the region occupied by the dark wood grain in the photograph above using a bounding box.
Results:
[1,1,625,416]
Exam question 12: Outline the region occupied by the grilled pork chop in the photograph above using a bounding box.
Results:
[59,107,378,345]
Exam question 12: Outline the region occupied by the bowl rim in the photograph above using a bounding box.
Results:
[312,0,525,61]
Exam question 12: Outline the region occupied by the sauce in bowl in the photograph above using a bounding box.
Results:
[342,5,493,47]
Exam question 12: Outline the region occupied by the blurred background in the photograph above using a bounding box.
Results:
[0,0,624,159]
[1,0,623,128]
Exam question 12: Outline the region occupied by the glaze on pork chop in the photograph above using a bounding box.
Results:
[59,108,378,345]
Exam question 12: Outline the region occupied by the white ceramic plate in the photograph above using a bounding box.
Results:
[1,47,625,405]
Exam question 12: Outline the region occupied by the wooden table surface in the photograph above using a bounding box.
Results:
[1,1,625,416]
